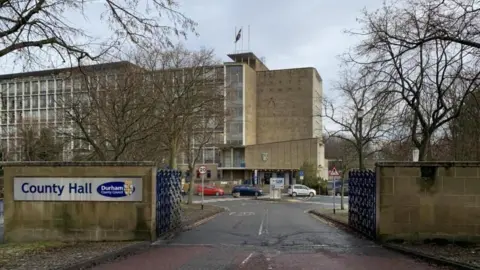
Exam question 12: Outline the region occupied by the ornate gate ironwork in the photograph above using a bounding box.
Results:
[156,170,182,237]
[348,170,376,239]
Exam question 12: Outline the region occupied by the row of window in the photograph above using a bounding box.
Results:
[0,109,66,124]
[1,79,83,95]
[1,94,60,110]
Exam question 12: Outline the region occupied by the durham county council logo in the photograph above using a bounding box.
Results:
[97,180,136,198]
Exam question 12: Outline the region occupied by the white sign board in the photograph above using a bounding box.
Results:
[14,177,143,201]
[270,177,284,189]
[199,166,207,174]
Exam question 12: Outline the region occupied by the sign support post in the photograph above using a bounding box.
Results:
[329,166,340,214]
[199,165,207,210]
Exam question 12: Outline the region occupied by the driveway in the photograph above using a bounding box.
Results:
[92,200,447,270]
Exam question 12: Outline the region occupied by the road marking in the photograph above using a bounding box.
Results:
[240,252,255,266]
[229,212,255,216]
[258,211,265,236]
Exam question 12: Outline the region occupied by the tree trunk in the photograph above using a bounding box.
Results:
[187,165,195,204]
[417,134,431,161]
[169,141,178,169]
[340,172,346,210]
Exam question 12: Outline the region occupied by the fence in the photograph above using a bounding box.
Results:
[156,169,182,237]
[348,170,376,239]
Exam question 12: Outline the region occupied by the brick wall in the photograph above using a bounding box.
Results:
[3,161,156,242]
[376,162,480,242]
[245,138,320,170]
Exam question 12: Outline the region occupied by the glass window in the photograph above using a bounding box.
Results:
[8,83,15,95]
[16,82,22,95]
[56,79,63,92]
[64,79,71,92]
[32,96,38,108]
[24,82,30,95]
[204,148,214,163]
[40,80,47,93]
[40,95,46,108]
[32,81,39,94]
[48,95,55,107]
[1,94,6,109]
[23,97,30,109]
[16,97,22,109]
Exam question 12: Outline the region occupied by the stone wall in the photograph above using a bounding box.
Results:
[3,161,156,243]
[376,162,480,242]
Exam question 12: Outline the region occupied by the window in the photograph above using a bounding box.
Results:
[56,80,63,92]
[204,148,214,163]
[40,95,46,108]
[24,82,30,95]
[207,170,211,178]
[64,79,71,92]
[48,95,55,107]
[40,80,47,93]
[8,98,14,110]
[16,97,22,109]
[32,96,38,108]
[48,80,55,93]
[1,94,6,109]
[23,97,30,109]
[16,82,22,95]
[32,82,39,94]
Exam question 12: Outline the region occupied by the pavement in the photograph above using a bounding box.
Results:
[91,199,447,270]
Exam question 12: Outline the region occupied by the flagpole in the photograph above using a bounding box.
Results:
[241,26,244,52]
[248,25,251,51]
[234,26,237,53]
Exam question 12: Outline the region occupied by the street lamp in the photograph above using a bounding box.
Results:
[357,108,364,170]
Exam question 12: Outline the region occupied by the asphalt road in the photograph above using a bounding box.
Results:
[92,200,448,270]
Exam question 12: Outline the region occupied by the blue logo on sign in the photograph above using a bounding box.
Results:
[97,180,135,198]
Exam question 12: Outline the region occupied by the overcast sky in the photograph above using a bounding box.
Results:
[0,0,385,129]
[178,0,384,99]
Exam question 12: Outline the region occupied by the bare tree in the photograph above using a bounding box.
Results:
[0,0,196,68]
[348,1,480,160]
[183,97,224,204]
[139,44,222,169]
[18,125,65,161]
[366,0,480,51]
[323,66,396,169]
[58,62,161,161]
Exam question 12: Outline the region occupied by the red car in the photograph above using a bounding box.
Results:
[196,185,224,196]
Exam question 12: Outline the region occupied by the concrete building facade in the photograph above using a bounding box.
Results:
[0,52,326,184]
[182,52,326,184]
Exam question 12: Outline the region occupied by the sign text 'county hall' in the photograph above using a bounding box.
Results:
[13,177,143,201]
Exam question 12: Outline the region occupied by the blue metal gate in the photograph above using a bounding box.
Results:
[156,170,182,237]
[348,170,376,239]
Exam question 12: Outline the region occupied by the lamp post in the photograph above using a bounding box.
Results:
[357,108,365,170]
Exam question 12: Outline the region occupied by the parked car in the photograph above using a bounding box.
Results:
[196,185,224,196]
[231,185,263,197]
[287,184,316,197]
[335,183,349,196]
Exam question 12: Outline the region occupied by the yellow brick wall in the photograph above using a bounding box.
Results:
[255,68,315,144]
[3,162,156,243]
[245,138,320,170]
[377,162,480,242]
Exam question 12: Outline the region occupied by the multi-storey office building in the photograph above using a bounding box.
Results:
[0,51,326,183]
[178,52,326,183]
